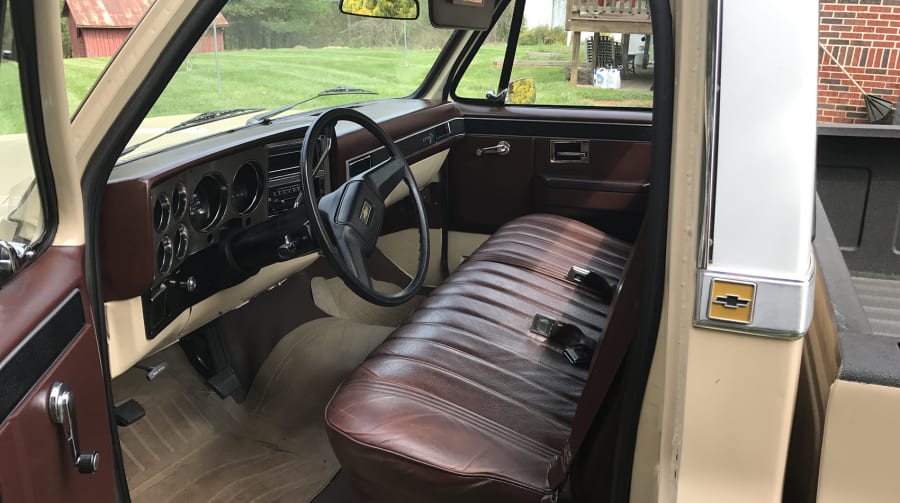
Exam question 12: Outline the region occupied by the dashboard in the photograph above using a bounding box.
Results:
[101,99,462,342]
[142,140,318,338]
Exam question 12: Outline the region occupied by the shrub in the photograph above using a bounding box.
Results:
[519,25,567,46]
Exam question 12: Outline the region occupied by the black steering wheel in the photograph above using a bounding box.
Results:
[300,108,429,307]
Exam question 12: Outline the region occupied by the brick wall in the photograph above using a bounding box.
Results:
[819,0,900,124]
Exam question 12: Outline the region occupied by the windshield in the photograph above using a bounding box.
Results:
[65,1,451,161]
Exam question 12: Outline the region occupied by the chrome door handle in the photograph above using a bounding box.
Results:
[475,141,510,157]
[48,382,100,474]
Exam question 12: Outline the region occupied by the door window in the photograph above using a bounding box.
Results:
[0,0,47,280]
[455,0,654,109]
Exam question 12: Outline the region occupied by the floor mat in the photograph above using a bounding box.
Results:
[310,470,354,503]
[310,276,423,327]
[115,317,393,503]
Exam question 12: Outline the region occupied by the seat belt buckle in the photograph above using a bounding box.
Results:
[530,313,563,338]
[566,266,615,302]
[563,346,592,367]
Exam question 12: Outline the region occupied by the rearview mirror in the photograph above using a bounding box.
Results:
[340,0,419,20]
[506,78,536,105]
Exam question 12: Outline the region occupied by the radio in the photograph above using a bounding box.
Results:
[265,138,330,218]
[266,141,303,217]
[267,180,302,217]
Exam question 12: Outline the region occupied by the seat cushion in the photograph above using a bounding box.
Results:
[324,215,631,503]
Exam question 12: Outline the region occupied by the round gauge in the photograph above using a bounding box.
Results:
[174,224,189,260]
[157,235,174,276]
[189,174,227,232]
[231,162,263,215]
[172,183,188,219]
[153,193,171,233]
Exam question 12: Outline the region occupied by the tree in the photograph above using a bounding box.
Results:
[341,0,417,19]
[59,0,71,58]
[223,0,344,49]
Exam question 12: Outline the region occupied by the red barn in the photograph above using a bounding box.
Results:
[64,0,227,58]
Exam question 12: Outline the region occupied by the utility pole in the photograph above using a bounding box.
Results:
[212,19,221,93]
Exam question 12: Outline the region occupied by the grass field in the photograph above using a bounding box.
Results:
[0,44,652,135]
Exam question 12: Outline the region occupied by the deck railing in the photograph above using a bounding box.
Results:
[571,0,651,18]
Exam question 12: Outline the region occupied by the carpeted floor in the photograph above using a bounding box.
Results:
[310,276,423,327]
[115,316,395,502]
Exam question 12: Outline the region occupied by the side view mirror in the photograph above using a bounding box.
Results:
[506,77,536,105]
[340,0,419,20]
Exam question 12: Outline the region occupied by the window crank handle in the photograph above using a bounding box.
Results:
[475,141,510,157]
[48,382,100,474]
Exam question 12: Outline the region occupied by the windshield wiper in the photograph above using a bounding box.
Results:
[247,87,378,126]
[120,108,264,157]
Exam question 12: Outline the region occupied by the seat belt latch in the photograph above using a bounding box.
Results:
[530,314,597,367]
[566,266,615,302]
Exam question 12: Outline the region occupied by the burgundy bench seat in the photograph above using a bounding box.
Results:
[325,214,634,503]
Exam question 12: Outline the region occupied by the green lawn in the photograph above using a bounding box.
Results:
[0,44,652,135]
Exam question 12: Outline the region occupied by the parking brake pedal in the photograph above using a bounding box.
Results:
[135,361,168,381]
[114,399,146,426]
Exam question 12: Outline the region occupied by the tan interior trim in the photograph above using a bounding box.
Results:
[631,320,667,503]
[386,151,448,207]
[106,253,318,377]
[105,296,188,379]
[817,379,900,503]
[377,229,489,287]
[420,36,471,102]
[632,0,708,500]
[33,1,83,245]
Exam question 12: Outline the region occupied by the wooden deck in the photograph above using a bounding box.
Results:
[565,0,652,85]
[566,0,652,34]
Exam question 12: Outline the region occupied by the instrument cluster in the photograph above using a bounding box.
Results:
[149,146,270,285]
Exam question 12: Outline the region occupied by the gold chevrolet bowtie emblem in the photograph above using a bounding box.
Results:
[708,279,755,324]
[360,200,373,225]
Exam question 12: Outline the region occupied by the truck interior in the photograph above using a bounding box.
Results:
[16,0,900,502]
[66,0,674,501]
